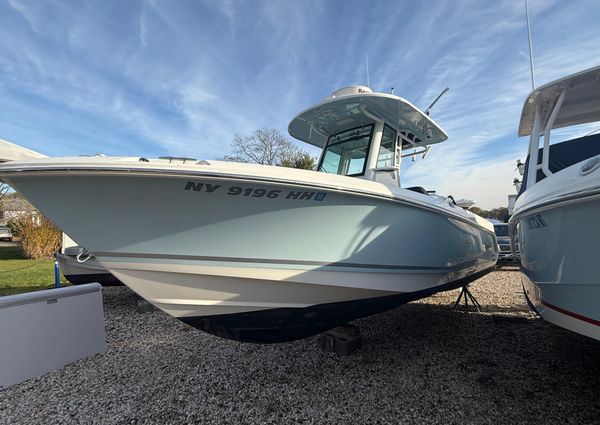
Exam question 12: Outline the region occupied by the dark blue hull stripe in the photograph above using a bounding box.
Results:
[94,251,478,272]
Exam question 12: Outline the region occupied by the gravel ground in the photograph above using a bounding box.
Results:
[1,268,600,424]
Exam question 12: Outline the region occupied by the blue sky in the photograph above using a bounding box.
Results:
[1,0,599,208]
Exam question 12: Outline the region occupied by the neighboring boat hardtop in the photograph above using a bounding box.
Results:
[0,85,497,343]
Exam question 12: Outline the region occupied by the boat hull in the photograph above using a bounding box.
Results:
[513,194,600,341]
[103,257,494,342]
[4,172,496,342]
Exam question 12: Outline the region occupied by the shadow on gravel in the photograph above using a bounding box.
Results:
[352,302,600,423]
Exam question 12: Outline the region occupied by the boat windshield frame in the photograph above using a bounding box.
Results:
[318,124,374,177]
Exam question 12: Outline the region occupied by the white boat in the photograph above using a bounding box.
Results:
[0,139,46,163]
[56,247,123,287]
[0,85,497,342]
[510,65,600,341]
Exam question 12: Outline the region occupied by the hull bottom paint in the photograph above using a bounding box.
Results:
[180,267,494,343]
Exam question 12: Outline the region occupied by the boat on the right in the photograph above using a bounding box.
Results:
[510,65,600,341]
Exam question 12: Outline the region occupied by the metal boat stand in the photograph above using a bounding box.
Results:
[453,284,482,312]
[318,324,362,356]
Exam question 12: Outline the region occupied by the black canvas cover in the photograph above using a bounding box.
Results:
[518,133,600,197]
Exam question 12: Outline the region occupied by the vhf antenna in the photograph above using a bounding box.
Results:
[366,54,370,87]
[525,0,536,90]
[425,87,449,116]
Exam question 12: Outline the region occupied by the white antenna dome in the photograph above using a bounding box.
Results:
[328,85,372,99]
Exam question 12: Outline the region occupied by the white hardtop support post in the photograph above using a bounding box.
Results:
[525,87,567,190]
[395,133,402,186]
[526,86,567,190]
[526,105,542,189]
[365,120,384,182]
[541,88,567,177]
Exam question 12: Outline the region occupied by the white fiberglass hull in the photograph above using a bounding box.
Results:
[1,159,497,342]
[511,161,600,341]
[103,256,492,342]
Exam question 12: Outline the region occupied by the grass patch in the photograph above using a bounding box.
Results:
[0,245,68,296]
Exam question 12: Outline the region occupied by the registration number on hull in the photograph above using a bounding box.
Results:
[184,181,327,201]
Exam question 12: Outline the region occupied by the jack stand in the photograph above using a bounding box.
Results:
[318,324,362,356]
[453,284,482,312]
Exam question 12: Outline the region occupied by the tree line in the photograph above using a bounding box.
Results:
[469,207,509,223]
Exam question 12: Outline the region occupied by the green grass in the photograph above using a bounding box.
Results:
[0,246,69,296]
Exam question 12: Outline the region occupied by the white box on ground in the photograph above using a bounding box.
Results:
[0,283,106,390]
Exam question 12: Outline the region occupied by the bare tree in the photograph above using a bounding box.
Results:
[226,128,299,166]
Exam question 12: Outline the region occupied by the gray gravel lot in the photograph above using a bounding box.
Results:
[1,268,600,424]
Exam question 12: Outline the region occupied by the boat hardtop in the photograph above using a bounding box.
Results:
[517,65,600,194]
[289,85,447,149]
[519,65,600,136]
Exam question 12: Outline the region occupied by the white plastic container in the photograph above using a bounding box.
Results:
[0,283,106,390]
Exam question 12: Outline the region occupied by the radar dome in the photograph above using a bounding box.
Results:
[329,85,372,99]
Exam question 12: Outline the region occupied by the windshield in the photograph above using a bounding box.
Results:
[319,125,373,176]
[494,225,509,237]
